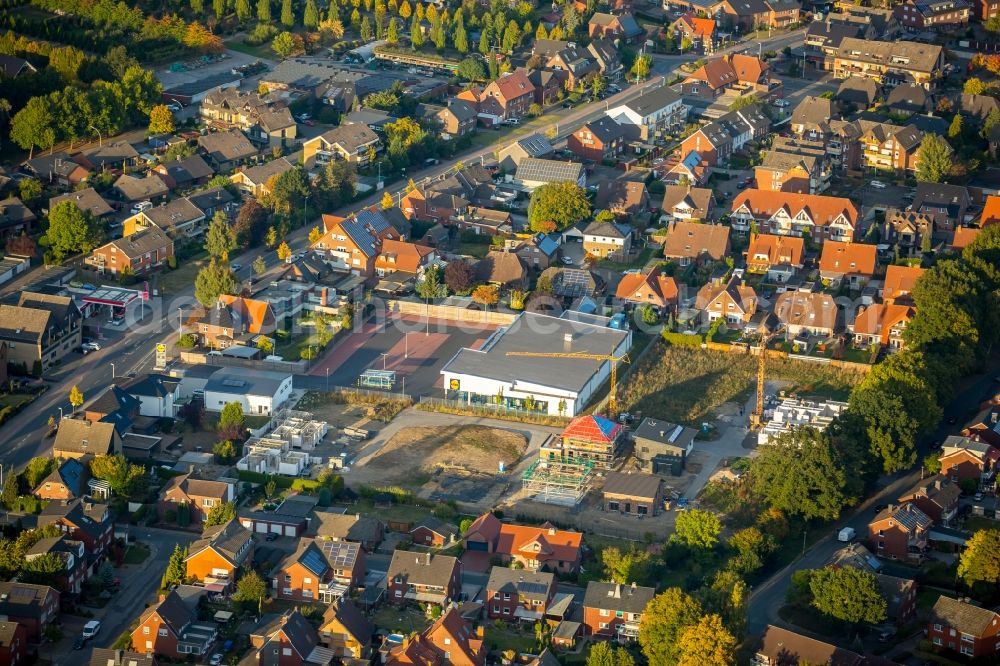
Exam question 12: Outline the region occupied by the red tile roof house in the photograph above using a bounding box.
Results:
[0,583,59,643]
[485,567,557,622]
[245,610,324,666]
[383,608,486,666]
[928,596,1000,659]
[818,241,878,289]
[387,551,461,608]
[662,221,732,267]
[131,590,216,658]
[0,622,26,666]
[754,625,864,666]
[868,503,932,562]
[897,475,960,526]
[547,414,627,470]
[614,267,679,312]
[695,275,758,326]
[938,436,1000,490]
[460,71,536,121]
[25,535,88,595]
[159,473,235,527]
[38,498,114,569]
[462,512,584,574]
[582,582,655,641]
[410,517,459,548]
[272,539,365,603]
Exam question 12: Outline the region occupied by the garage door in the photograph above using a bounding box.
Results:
[284,524,297,537]
[255,522,268,534]
[467,541,488,552]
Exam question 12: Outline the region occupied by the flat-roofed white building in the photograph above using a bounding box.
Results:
[758,397,849,445]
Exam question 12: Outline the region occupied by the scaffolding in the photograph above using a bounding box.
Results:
[521,457,596,506]
[269,408,329,450]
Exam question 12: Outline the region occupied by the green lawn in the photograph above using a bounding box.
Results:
[0,393,36,409]
[484,625,539,654]
[122,544,150,565]
[456,241,491,258]
[370,606,431,634]
[345,498,436,524]
[224,39,273,59]
[156,248,210,296]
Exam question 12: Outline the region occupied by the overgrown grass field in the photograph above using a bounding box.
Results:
[619,341,865,424]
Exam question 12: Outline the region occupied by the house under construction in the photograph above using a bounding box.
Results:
[521,456,596,506]
[540,414,626,470]
[268,409,329,450]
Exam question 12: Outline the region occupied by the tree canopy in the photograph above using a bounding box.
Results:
[638,588,703,666]
[47,201,103,261]
[958,529,1000,587]
[674,509,722,550]
[809,566,887,626]
[749,426,857,520]
[194,259,238,307]
[916,133,952,183]
[676,614,737,666]
[527,182,591,233]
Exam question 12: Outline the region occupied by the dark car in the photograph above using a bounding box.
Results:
[73,636,85,650]
[266,532,280,541]
[873,504,887,514]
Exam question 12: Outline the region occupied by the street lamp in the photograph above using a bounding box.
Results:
[381,353,388,370]
[89,125,103,148]
[178,307,184,341]
[303,194,311,228]
[326,367,330,392]
[110,363,116,379]
[405,331,410,359]
[58,407,63,421]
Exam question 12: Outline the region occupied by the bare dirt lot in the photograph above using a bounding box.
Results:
[350,425,527,490]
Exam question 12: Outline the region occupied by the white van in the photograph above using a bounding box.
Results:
[837,527,856,542]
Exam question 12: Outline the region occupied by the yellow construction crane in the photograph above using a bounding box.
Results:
[505,351,631,418]
[749,330,777,430]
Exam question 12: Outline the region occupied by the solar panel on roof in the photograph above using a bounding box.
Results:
[221,379,245,387]
[300,548,329,575]
[517,581,548,595]
[555,269,594,297]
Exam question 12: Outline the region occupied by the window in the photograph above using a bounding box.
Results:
[599,622,608,630]
[283,649,292,656]
[503,608,510,615]
[145,642,153,650]
[158,628,168,637]
[303,577,312,585]
[443,639,451,646]
[394,590,402,598]
[143,627,150,635]
[600,609,609,617]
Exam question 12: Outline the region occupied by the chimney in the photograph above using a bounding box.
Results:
[631,581,636,590]
[320,287,328,306]
[426,551,431,565]
[476,626,484,638]
[158,593,166,603]
[613,585,621,599]
[548,526,556,536]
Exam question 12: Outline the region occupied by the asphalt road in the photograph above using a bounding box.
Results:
[747,364,1000,637]
[48,528,198,666]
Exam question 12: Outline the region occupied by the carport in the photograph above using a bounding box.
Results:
[81,286,141,318]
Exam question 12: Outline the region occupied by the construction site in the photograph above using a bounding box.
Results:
[519,456,597,506]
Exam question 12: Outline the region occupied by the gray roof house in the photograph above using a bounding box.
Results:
[632,418,697,476]
[513,158,586,190]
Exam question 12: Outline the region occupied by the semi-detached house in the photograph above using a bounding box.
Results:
[928,596,1000,659]
[832,38,944,90]
[582,582,655,640]
[605,86,686,143]
[313,210,400,277]
[302,124,381,166]
[730,190,859,241]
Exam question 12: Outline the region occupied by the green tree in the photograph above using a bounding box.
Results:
[727,527,774,575]
[23,457,56,490]
[676,614,736,666]
[281,0,294,25]
[9,93,56,159]
[958,529,1000,587]
[982,108,1000,140]
[205,210,237,261]
[218,401,246,436]
[17,178,43,204]
[700,570,748,640]
[361,15,373,41]
[456,57,486,82]
[253,255,267,274]
[195,259,239,306]
[454,14,469,53]
[631,53,652,81]
[410,14,424,47]
[304,0,320,26]
[0,475,19,510]
[267,166,310,219]
[915,133,952,183]
[89,455,145,496]
[277,241,292,261]
[527,182,592,233]
[272,31,298,58]
[161,544,188,589]
[749,426,857,519]
[257,0,271,21]
[729,94,759,112]
[22,552,66,587]
[148,104,176,135]
[948,113,963,140]
[416,263,443,299]
[601,546,651,585]
[237,0,252,20]
[386,17,400,44]
[587,642,636,666]
[638,588,703,666]
[213,440,237,463]
[204,501,238,527]
[809,566,887,626]
[674,509,722,550]
[233,569,268,610]
[49,46,86,83]
[923,451,942,474]
[502,19,520,52]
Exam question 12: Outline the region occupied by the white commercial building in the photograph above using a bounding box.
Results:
[758,397,849,446]
[440,312,632,417]
[203,368,294,415]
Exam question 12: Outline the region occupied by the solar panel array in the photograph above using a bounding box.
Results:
[555,269,595,297]
[516,581,549,597]
[300,547,330,576]
[319,540,360,568]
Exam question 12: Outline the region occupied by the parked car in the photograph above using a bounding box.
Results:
[82,620,101,639]
[131,200,153,215]
[210,654,224,666]
[231,263,242,272]
[837,527,856,542]
[773,99,790,108]
[166,103,182,112]
[73,636,85,650]
[560,256,575,266]
[81,341,101,352]
[266,532,280,541]
[871,180,887,189]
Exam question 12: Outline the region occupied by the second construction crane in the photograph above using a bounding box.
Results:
[749,330,776,430]
[505,351,630,418]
